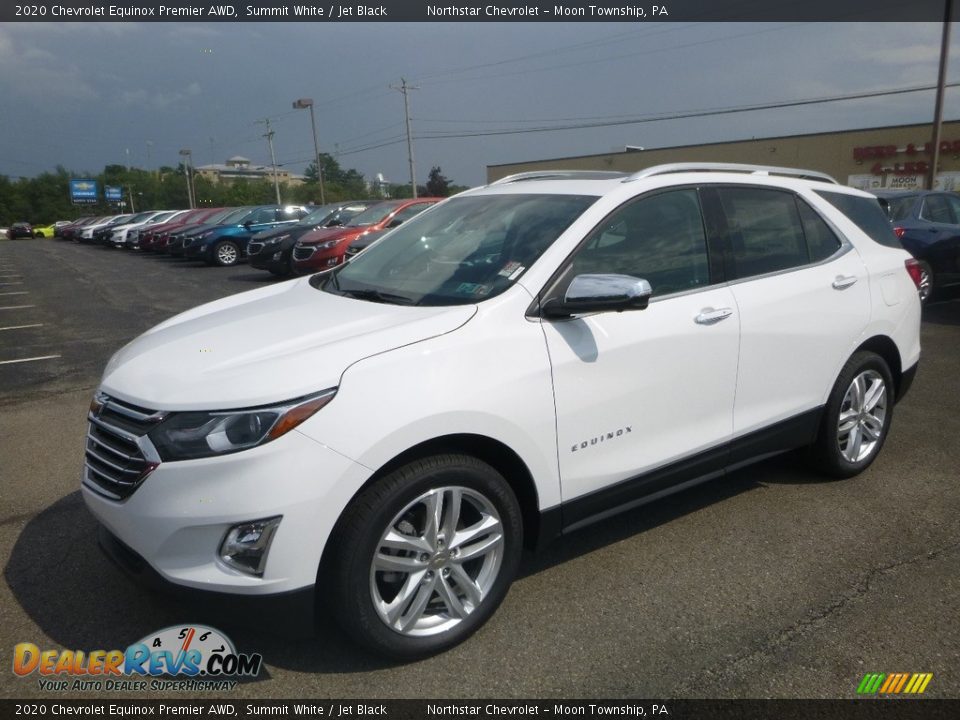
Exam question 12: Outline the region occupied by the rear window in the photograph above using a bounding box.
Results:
[884,195,917,222]
[814,190,902,249]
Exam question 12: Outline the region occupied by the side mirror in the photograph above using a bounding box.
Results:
[542,274,652,318]
[387,218,404,228]
[326,219,343,227]
[243,220,252,228]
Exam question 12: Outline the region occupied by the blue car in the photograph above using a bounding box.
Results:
[181,205,308,266]
[876,189,960,303]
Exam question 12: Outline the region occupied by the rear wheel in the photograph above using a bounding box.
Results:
[327,454,522,659]
[809,351,894,478]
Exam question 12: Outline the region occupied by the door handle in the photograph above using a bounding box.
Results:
[695,307,733,325]
[832,275,858,290]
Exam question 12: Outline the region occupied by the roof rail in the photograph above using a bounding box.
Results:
[625,163,839,185]
[490,170,628,185]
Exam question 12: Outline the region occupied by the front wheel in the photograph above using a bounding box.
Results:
[327,454,523,659]
[211,240,240,266]
[809,351,894,478]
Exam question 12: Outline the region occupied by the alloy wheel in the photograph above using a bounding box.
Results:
[217,243,238,265]
[369,486,504,637]
[836,369,887,463]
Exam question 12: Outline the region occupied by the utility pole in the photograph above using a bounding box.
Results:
[127,186,136,213]
[179,148,195,209]
[145,140,153,172]
[258,118,282,204]
[293,98,326,205]
[928,0,953,190]
[391,78,419,198]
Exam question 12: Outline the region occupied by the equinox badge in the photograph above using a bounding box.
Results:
[571,426,633,452]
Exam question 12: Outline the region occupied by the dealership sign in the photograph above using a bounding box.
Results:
[70,179,98,204]
[105,186,123,202]
[854,139,960,176]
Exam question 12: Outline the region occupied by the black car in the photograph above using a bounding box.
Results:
[875,189,960,302]
[9,222,33,239]
[181,205,308,266]
[247,201,373,276]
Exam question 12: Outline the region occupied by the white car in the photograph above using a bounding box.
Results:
[82,164,922,659]
[108,210,182,248]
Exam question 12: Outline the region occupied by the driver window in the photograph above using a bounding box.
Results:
[570,189,710,297]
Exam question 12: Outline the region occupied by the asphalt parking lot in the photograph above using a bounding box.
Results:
[1,237,958,700]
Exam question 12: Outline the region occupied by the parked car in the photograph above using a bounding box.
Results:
[8,222,34,239]
[90,214,142,245]
[181,205,308,266]
[343,199,441,260]
[103,211,176,248]
[291,198,441,275]
[79,215,132,243]
[139,208,234,253]
[32,221,68,238]
[82,164,920,660]
[875,189,960,302]
[170,206,252,258]
[248,201,374,277]
[57,217,94,240]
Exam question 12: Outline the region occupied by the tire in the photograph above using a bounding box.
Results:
[211,240,240,267]
[917,261,933,304]
[809,351,894,478]
[34,231,44,238]
[327,454,523,659]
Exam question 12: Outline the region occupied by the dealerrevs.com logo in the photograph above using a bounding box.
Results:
[13,625,262,692]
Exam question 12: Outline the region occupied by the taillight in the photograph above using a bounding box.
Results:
[893,226,906,239]
[905,258,923,290]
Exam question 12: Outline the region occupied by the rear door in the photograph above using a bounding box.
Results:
[705,185,870,443]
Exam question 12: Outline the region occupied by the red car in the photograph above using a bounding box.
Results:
[291,198,441,274]
[138,207,225,252]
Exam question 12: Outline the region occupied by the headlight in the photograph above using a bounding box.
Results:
[265,234,287,245]
[317,238,343,249]
[198,230,216,239]
[148,388,336,461]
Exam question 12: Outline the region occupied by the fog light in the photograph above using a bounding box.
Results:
[272,251,282,261]
[219,516,282,576]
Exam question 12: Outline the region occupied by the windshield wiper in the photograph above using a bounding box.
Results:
[340,288,416,305]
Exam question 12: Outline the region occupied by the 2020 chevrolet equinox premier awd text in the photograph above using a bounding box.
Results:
[82,164,921,659]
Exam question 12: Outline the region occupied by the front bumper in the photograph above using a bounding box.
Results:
[82,427,371,596]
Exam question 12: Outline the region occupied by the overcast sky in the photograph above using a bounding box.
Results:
[1,20,959,187]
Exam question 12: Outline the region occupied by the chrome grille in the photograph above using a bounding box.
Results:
[293,245,315,261]
[83,394,165,501]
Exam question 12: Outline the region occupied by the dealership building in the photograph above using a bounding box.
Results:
[487,119,960,191]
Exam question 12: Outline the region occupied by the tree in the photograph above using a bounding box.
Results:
[426,166,451,197]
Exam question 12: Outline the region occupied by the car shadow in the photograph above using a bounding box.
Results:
[4,455,825,675]
[923,292,960,326]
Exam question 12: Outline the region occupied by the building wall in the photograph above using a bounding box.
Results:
[486,120,960,191]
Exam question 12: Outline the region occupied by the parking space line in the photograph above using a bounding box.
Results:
[0,355,61,366]
[0,291,28,296]
[0,323,43,331]
[0,282,24,286]
[0,305,35,310]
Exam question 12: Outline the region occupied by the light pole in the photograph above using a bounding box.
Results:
[179,148,195,209]
[293,98,326,205]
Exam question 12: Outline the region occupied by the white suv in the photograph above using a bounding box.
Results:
[82,164,921,658]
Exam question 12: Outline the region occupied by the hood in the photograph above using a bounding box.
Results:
[252,223,317,241]
[100,278,477,411]
[298,225,365,246]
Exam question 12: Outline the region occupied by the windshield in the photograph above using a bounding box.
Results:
[220,207,254,224]
[298,204,341,225]
[346,201,403,227]
[321,193,597,306]
[106,215,130,225]
[203,208,235,224]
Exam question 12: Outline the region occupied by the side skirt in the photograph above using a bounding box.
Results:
[535,407,823,544]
